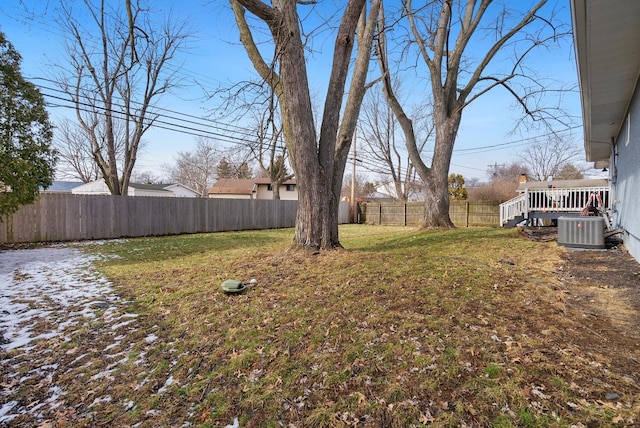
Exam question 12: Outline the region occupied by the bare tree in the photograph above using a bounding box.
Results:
[246,93,293,200]
[342,173,377,200]
[358,85,432,202]
[468,161,529,201]
[54,0,189,195]
[54,119,102,183]
[555,163,584,180]
[376,0,572,228]
[54,117,135,183]
[166,138,220,197]
[230,0,381,250]
[519,136,582,181]
[131,170,163,184]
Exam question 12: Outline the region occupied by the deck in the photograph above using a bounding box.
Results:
[499,184,611,227]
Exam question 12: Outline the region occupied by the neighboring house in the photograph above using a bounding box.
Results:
[571,0,640,263]
[374,182,424,202]
[208,178,298,200]
[41,181,84,193]
[362,192,395,203]
[71,179,199,197]
[161,183,202,198]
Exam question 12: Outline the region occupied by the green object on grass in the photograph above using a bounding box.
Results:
[221,279,246,293]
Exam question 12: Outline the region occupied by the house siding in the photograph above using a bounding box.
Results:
[163,184,199,197]
[612,75,640,262]
[72,180,112,195]
[209,194,253,200]
[255,183,298,200]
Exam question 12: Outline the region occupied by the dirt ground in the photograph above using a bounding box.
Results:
[523,226,640,412]
[523,227,640,341]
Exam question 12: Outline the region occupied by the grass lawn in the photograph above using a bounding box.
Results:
[58,225,636,427]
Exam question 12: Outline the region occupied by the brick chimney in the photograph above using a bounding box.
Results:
[519,174,527,184]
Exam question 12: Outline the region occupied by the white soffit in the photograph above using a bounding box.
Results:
[571,0,640,161]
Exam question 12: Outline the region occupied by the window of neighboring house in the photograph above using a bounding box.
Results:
[286,184,295,192]
[267,184,273,191]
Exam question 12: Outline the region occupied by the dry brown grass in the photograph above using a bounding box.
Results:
[3,225,638,427]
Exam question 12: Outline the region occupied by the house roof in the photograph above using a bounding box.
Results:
[71,180,189,195]
[207,178,297,195]
[208,178,255,195]
[42,181,84,192]
[516,178,608,192]
[571,0,640,163]
[128,183,173,193]
[252,177,297,185]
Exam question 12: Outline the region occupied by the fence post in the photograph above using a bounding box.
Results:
[465,201,470,228]
[404,203,407,226]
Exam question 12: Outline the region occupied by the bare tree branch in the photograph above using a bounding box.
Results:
[53,0,189,195]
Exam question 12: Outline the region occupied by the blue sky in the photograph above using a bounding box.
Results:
[0,0,594,183]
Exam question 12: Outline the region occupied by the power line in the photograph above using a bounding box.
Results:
[34,81,280,143]
[452,125,582,155]
[36,83,289,153]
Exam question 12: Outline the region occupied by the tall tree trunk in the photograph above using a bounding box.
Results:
[231,0,378,250]
[421,110,461,228]
[375,0,562,228]
[271,181,281,200]
[272,2,329,249]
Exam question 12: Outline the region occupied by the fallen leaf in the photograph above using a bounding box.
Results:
[596,400,618,410]
[350,391,367,405]
[419,410,434,423]
[198,408,211,424]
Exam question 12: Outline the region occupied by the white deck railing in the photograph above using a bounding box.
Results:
[500,186,611,226]
[500,194,527,226]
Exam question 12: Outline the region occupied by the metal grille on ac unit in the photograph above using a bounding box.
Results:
[558,216,606,249]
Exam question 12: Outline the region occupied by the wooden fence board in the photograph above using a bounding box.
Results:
[359,201,500,227]
[0,193,323,244]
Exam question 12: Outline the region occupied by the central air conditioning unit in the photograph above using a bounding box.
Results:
[558,216,605,249]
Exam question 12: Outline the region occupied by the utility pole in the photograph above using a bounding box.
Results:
[350,130,357,223]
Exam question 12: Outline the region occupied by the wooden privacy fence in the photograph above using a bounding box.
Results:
[359,201,501,227]
[0,193,319,244]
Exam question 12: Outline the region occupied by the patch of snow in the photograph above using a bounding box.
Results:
[104,342,121,351]
[0,401,18,424]
[158,375,174,394]
[74,239,128,247]
[1,247,116,351]
[91,368,117,381]
[89,395,112,408]
[69,353,90,365]
[0,245,126,423]
[144,333,158,343]
[134,351,147,366]
[224,417,240,428]
[111,319,136,330]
